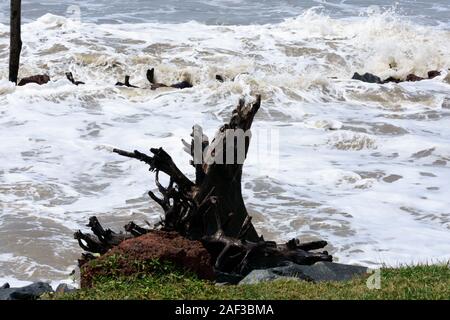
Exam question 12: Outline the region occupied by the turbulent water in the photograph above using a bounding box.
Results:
[0,1,450,287]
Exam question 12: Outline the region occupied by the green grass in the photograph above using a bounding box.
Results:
[51,258,450,300]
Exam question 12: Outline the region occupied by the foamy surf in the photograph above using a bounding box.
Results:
[0,7,449,286]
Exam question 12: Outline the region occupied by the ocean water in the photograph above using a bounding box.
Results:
[0,1,450,287]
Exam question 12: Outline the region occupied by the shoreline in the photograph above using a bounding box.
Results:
[54,262,450,300]
[3,256,450,289]
[2,258,449,300]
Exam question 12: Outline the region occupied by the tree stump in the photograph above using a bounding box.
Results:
[75,96,332,281]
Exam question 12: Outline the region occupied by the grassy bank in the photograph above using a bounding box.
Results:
[53,258,449,300]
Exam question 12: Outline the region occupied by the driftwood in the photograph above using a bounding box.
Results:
[115,75,139,88]
[74,216,134,266]
[113,69,193,89]
[66,72,85,86]
[146,68,193,90]
[9,0,22,84]
[75,96,331,281]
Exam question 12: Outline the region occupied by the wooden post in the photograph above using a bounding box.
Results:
[9,0,22,84]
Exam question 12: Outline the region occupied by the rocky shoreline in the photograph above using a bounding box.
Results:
[0,261,368,300]
[1,227,370,300]
[0,231,368,300]
[0,282,76,300]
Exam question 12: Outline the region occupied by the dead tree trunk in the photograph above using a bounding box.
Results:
[9,0,22,84]
[75,96,332,280]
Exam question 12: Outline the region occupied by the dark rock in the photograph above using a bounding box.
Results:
[55,283,77,294]
[238,262,315,285]
[1,283,10,289]
[215,271,244,285]
[80,230,215,288]
[297,261,368,282]
[428,70,441,79]
[18,75,51,86]
[170,81,193,89]
[352,72,382,84]
[239,265,311,285]
[382,76,402,84]
[239,269,285,285]
[353,70,441,84]
[239,262,368,285]
[406,74,425,82]
[0,282,53,300]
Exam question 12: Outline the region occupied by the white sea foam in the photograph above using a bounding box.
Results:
[0,9,450,285]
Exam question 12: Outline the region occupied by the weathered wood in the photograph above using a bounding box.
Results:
[124,221,150,237]
[116,75,139,88]
[74,216,132,255]
[192,96,262,242]
[75,96,332,280]
[146,68,193,90]
[9,0,22,84]
[112,147,194,190]
[66,72,85,85]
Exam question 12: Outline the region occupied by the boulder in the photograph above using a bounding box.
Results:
[352,70,442,84]
[428,70,441,79]
[18,75,51,86]
[80,230,215,288]
[382,76,402,84]
[215,271,244,285]
[352,72,382,84]
[406,74,425,82]
[55,283,77,294]
[0,282,53,300]
[239,262,368,285]
[239,267,310,285]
